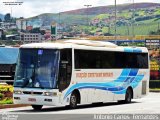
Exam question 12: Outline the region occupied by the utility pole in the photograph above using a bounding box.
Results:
[11,7,12,22]
[58,12,61,40]
[58,12,61,25]
[114,0,117,44]
[126,23,130,36]
[84,5,92,26]
[132,0,135,41]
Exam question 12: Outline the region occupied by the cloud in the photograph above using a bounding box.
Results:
[0,0,159,18]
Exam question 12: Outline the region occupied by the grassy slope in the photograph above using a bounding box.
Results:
[108,22,159,35]
[25,3,160,35]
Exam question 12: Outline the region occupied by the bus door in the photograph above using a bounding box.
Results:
[58,49,72,92]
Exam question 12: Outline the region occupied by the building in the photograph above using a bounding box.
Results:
[20,33,42,43]
[6,34,19,40]
[1,22,17,30]
[0,28,3,39]
[0,47,19,84]
[16,18,42,30]
[16,19,27,30]
[44,30,51,40]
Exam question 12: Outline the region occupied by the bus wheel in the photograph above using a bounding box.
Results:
[125,88,132,103]
[31,105,43,110]
[70,92,78,109]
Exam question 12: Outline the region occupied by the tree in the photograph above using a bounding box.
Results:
[0,18,2,22]
[29,27,40,33]
[149,29,160,35]
[40,30,45,35]
[4,13,11,22]
[29,27,45,35]
[1,34,6,40]
[19,17,24,19]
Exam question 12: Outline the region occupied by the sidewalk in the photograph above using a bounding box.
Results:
[0,104,29,109]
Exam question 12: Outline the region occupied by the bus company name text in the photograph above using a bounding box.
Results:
[76,72,113,78]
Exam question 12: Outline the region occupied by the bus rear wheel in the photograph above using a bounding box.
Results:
[31,105,43,110]
[125,88,132,103]
[69,92,78,109]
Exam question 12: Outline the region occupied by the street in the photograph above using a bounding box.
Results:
[1,92,160,120]
[1,92,160,114]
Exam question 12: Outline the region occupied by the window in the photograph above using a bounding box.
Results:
[75,50,148,69]
[58,49,72,91]
[14,49,59,89]
[75,50,100,68]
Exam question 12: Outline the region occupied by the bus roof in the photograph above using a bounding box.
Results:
[20,40,148,53]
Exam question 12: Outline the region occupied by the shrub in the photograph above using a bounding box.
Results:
[0,85,13,104]
[0,98,13,104]
[0,93,4,99]
[0,85,13,92]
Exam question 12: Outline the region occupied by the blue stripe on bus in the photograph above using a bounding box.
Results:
[120,69,130,76]
[129,69,138,76]
[114,69,130,82]
[124,48,133,52]
[133,48,142,53]
[64,69,144,99]
[124,48,142,53]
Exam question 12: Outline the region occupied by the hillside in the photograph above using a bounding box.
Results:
[62,3,160,15]
[25,2,160,24]
[16,2,160,35]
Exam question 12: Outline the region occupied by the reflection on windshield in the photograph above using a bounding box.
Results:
[14,49,59,89]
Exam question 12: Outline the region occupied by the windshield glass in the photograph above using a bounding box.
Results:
[14,49,59,89]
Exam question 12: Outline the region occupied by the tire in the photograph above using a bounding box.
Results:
[32,105,43,110]
[125,88,132,103]
[69,92,78,109]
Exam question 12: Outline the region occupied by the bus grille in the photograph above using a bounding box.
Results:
[23,91,43,95]
[142,81,147,95]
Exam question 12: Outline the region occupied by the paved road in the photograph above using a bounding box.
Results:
[1,92,160,120]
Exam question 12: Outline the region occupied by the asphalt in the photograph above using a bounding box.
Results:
[1,92,160,120]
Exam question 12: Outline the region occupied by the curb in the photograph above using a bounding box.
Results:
[0,104,30,109]
[149,90,160,92]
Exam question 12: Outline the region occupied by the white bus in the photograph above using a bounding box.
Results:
[13,40,149,110]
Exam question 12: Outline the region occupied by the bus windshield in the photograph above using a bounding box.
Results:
[14,49,59,89]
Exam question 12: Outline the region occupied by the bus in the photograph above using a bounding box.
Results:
[13,40,150,110]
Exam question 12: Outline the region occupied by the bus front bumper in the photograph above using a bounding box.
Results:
[13,94,62,106]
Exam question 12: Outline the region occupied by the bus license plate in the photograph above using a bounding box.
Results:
[28,98,36,102]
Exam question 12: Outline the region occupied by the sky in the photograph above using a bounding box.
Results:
[0,0,160,18]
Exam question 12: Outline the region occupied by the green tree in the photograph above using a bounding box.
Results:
[29,27,40,33]
[1,34,6,40]
[29,27,45,35]
[150,29,160,35]
[4,13,11,22]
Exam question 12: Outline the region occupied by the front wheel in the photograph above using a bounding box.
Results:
[69,92,78,109]
[31,105,43,110]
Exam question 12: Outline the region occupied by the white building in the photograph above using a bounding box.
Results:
[1,22,17,30]
[20,33,42,43]
[16,19,27,30]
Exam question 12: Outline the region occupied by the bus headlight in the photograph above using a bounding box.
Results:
[14,90,22,94]
[43,92,57,96]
